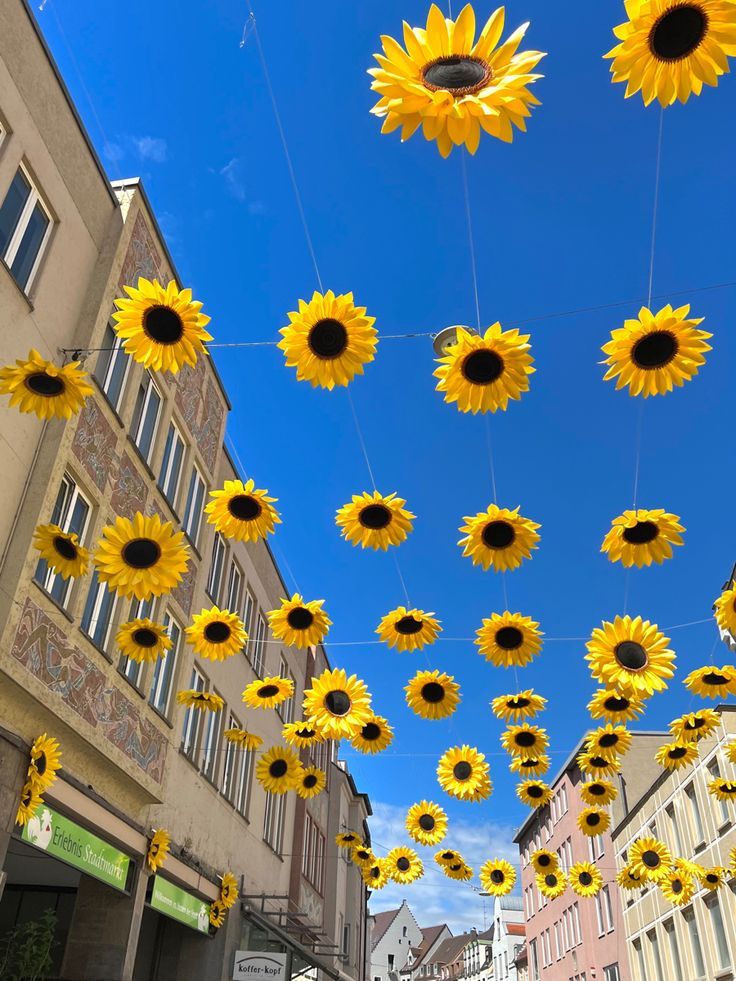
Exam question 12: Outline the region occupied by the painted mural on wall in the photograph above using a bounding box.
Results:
[118,210,162,290]
[110,451,149,519]
[173,357,224,475]
[71,398,118,493]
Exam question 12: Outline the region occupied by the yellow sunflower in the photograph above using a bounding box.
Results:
[569,862,603,898]
[405,669,461,720]
[112,277,212,373]
[605,0,736,106]
[351,845,375,866]
[336,831,363,849]
[509,755,550,778]
[586,723,632,761]
[578,807,611,837]
[336,490,414,550]
[268,594,331,650]
[0,349,93,420]
[350,714,394,754]
[577,751,622,779]
[601,304,711,396]
[530,849,558,875]
[537,870,567,900]
[387,847,424,884]
[580,779,618,807]
[685,665,736,699]
[27,734,62,794]
[660,868,695,905]
[406,800,448,846]
[586,615,675,698]
[516,779,553,809]
[475,611,543,666]
[303,668,372,739]
[376,606,441,652]
[714,584,736,635]
[282,721,324,749]
[187,607,246,661]
[708,778,736,802]
[209,901,226,929]
[501,724,549,759]
[16,782,43,827]
[369,4,545,157]
[700,866,728,891]
[224,728,263,751]
[221,871,240,908]
[617,863,644,890]
[601,508,685,567]
[278,290,378,388]
[669,708,721,742]
[176,690,224,712]
[436,745,491,801]
[242,675,294,711]
[727,741,736,765]
[32,524,89,580]
[362,859,390,889]
[459,505,540,572]
[95,512,189,601]
[587,688,645,723]
[205,479,281,542]
[435,848,461,867]
[491,689,547,723]
[147,829,171,872]
[116,618,172,663]
[296,765,326,799]
[443,861,473,881]
[434,324,535,413]
[256,746,301,794]
[479,859,516,896]
[629,837,673,880]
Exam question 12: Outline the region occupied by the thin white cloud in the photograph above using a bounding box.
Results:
[132,135,168,163]
[220,157,247,202]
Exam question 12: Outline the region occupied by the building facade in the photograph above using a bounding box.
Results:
[369,901,424,981]
[490,896,524,981]
[399,924,452,981]
[462,927,493,981]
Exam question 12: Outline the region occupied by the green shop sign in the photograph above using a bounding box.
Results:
[150,876,211,934]
[22,804,131,892]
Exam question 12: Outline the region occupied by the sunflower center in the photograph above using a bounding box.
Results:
[21,788,33,807]
[462,349,504,385]
[228,495,262,521]
[622,520,660,545]
[642,849,660,869]
[441,851,455,861]
[671,879,683,894]
[669,746,688,759]
[586,813,601,827]
[707,874,719,884]
[122,538,161,569]
[269,760,288,778]
[133,627,158,648]
[588,783,605,796]
[491,870,505,884]
[297,727,316,739]
[308,318,348,359]
[720,783,736,794]
[35,753,47,776]
[650,4,707,61]
[53,535,78,561]
[453,761,472,781]
[325,690,352,716]
[25,372,65,397]
[604,695,630,711]
[544,874,557,888]
[599,733,619,748]
[515,731,536,748]
[143,305,185,345]
[509,697,530,709]
[632,330,678,369]
[259,685,280,698]
[421,55,492,95]
[204,621,231,644]
[422,682,446,704]
[287,607,314,631]
[360,504,392,530]
[370,867,381,879]
[703,671,728,685]
[579,872,593,886]
[527,785,543,798]
[395,615,423,635]
[589,755,608,769]
[362,722,381,741]
[685,717,704,730]
[614,641,648,672]
[396,857,411,872]
[496,626,524,650]
[419,814,436,831]
[519,759,539,769]
[482,520,515,549]
[303,774,318,788]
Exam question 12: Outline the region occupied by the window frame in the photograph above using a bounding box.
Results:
[95,322,131,413]
[131,372,162,465]
[149,610,181,716]
[158,420,186,508]
[206,532,226,603]
[0,162,53,293]
[34,473,91,609]
[118,596,154,687]
[182,464,206,545]
[200,688,222,782]
[80,570,119,655]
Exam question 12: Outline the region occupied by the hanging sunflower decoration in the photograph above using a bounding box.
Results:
[443,861,473,881]
[684,665,736,699]
[569,862,603,898]
[405,669,461,720]
[296,765,326,799]
[209,902,226,929]
[669,708,721,742]
[601,509,685,567]
[459,505,540,573]
[350,714,394,754]
[434,324,535,413]
[475,611,543,666]
[116,618,172,663]
[435,849,461,867]
[617,864,644,890]
[256,746,301,795]
[436,745,491,801]
[352,845,375,866]
[708,778,736,802]
[243,675,294,711]
[586,723,632,761]
[605,1,736,106]
[530,849,558,875]
[516,779,553,809]
[601,305,711,396]
[586,615,675,698]
[219,872,238,909]
[376,606,441,652]
[362,859,390,890]
[577,751,622,779]
[32,524,90,581]
[536,870,567,900]
[187,607,246,661]
[268,594,331,649]
[629,837,673,880]
[16,783,43,826]
[95,513,189,600]
[587,688,645,723]
[491,689,546,723]
[27,734,62,794]
[336,491,414,550]
[205,479,281,542]
[509,755,550,778]
[580,779,618,807]
[501,724,549,759]
[406,801,448,846]
[112,278,212,373]
[147,829,171,872]
[369,4,546,157]
[303,668,372,739]
[714,584,736,636]
[700,867,728,891]
[660,868,695,906]
[577,807,611,837]
[176,690,224,712]
[0,349,93,420]
[224,728,263,752]
[387,847,424,884]
[727,741,736,765]
[479,859,516,897]
[336,831,363,849]
[278,290,378,389]
[282,721,324,749]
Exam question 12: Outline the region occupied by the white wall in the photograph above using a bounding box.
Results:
[371,902,423,981]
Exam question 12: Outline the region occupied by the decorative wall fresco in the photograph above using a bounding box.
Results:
[71,398,118,493]
[117,210,162,291]
[174,357,225,475]
[109,451,148,519]
[171,558,197,616]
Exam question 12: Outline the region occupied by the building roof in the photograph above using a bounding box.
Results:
[506,923,526,938]
[429,933,475,967]
[371,908,401,949]
[407,925,449,969]
[499,895,524,912]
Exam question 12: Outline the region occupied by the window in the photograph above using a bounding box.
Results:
[95,323,131,412]
[342,922,350,960]
[158,422,185,506]
[631,939,645,981]
[595,892,605,936]
[647,929,664,981]
[222,713,240,802]
[279,656,296,724]
[235,742,254,818]
[226,561,243,615]
[663,920,682,977]
[263,791,285,853]
[573,903,581,945]
[131,373,162,464]
[685,783,704,843]
[118,596,154,686]
[149,611,181,714]
[388,956,395,972]
[602,885,614,933]
[181,667,205,759]
[252,612,267,676]
[302,813,325,892]
[665,803,684,854]
[603,966,621,981]
[705,894,731,970]
[206,533,226,601]
[34,474,91,608]
[560,784,568,813]
[0,165,52,292]
[682,907,705,977]
[707,757,730,825]
[80,571,118,654]
[200,692,222,781]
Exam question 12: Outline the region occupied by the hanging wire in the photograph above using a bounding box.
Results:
[484,416,499,504]
[347,389,378,491]
[460,149,482,332]
[647,108,665,308]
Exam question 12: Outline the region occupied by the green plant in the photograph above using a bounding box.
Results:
[0,907,57,981]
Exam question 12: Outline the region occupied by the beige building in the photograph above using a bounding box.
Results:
[0,2,370,980]
[611,705,736,981]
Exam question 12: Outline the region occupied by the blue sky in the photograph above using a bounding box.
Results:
[40,0,736,930]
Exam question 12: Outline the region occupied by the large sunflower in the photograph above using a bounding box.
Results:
[362,859,390,890]
[443,861,473,881]
[434,324,534,413]
[32,524,89,581]
[256,746,301,794]
[727,741,736,765]
[0,349,93,420]
[282,721,324,749]
[27,734,61,794]
[577,750,622,779]
[336,832,363,850]
[209,902,226,929]
[617,864,644,890]
[479,859,516,897]
[660,868,696,905]
[302,668,372,739]
[586,615,675,698]
[186,607,246,661]
[112,278,212,373]
[220,872,239,910]
[714,584,736,635]
[376,606,441,652]
[296,765,326,799]
[278,290,378,388]
[684,664,736,699]
[580,779,618,807]
[475,611,543,666]
[501,724,549,759]
[351,845,375,867]
[16,782,43,827]
[176,690,224,712]
[578,807,611,837]
[459,505,540,572]
[708,778,736,802]
[435,848,461,867]
[605,0,736,107]
[587,688,645,723]
[205,479,281,542]
[491,689,546,723]
[95,513,189,601]
[601,305,711,396]
[569,862,603,898]
[601,508,685,567]
[436,745,491,801]
[669,708,721,742]
[268,594,331,649]
[516,779,553,809]
[536,870,567,900]
[629,837,673,881]
[116,618,172,663]
[405,669,461,720]
[406,800,448,846]
[387,847,424,884]
[147,829,171,873]
[700,866,728,891]
[586,723,632,761]
[509,755,550,778]
[369,4,545,157]
[350,714,394,754]
[242,676,294,711]
[336,491,414,550]
[224,728,263,752]
[530,849,558,875]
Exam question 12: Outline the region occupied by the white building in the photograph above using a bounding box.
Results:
[491,896,525,981]
[462,927,494,981]
[370,901,424,981]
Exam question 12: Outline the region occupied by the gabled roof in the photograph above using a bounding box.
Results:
[408,925,450,969]
[429,933,475,967]
[371,909,401,949]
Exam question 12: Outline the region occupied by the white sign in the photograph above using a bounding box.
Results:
[233,951,288,981]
